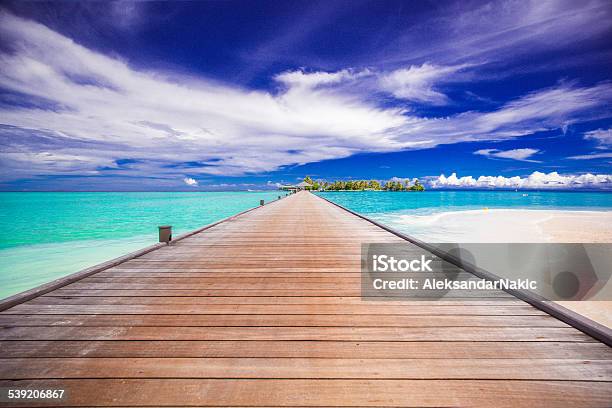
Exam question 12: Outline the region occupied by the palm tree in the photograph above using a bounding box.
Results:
[411,179,425,191]
[307,177,421,192]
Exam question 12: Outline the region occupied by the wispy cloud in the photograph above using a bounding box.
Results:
[474,148,541,162]
[430,171,612,189]
[584,128,612,148]
[379,64,467,105]
[568,152,612,160]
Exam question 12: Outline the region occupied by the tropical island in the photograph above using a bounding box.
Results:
[281,176,425,192]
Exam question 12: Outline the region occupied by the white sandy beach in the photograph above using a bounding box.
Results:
[391,209,612,243]
[388,209,612,327]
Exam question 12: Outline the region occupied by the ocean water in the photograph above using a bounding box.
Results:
[317,190,612,242]
[0,192,281,298]
[317,190,612,215]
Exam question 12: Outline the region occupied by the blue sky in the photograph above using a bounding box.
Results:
[0,0,611,190]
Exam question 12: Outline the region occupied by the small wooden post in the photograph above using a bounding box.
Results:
[158,225,172,244]
[260,199,265,206]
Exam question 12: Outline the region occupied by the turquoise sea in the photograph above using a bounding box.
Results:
[1,190,611,299]
[317,190,612,215]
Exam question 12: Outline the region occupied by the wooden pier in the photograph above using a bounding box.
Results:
[1,191,611,406]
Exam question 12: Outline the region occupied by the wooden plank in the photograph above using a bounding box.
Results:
[2,341,610,359]
[40,288,385,296]
[64,282,513,291]
[47,288,511,297]
[0,314,569,327]
[2,358,610,381]
[0,326,593,341]
[32,296,523,306]
[0,379,610,407]
[4,304,545,315]
[79,274,478,283]
[93,271,461,278]
[96,271,371,277]
[104,268,368,273]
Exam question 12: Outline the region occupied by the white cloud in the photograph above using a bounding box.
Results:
[274,69,370,88]
[584,128,612,148]
[183,177,198,186]
[474,148,541,162]
[266,180,282,187]
[430,171,612,189]
[378,64,464,104]
[0,12,611,184]
[568,152,612,160]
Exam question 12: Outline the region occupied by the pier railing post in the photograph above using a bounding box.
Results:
[158,225,172,244]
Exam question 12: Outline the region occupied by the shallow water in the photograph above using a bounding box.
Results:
[317,190,612,215]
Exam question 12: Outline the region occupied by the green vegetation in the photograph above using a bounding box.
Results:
[302,177,425,191]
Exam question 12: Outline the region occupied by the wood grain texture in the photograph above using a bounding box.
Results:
[0,379,611,407]
[2,341,610,359]
[0,191,610,407]
[0,313,569,327]
[2,358,610,380]
[0,326,591,341]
